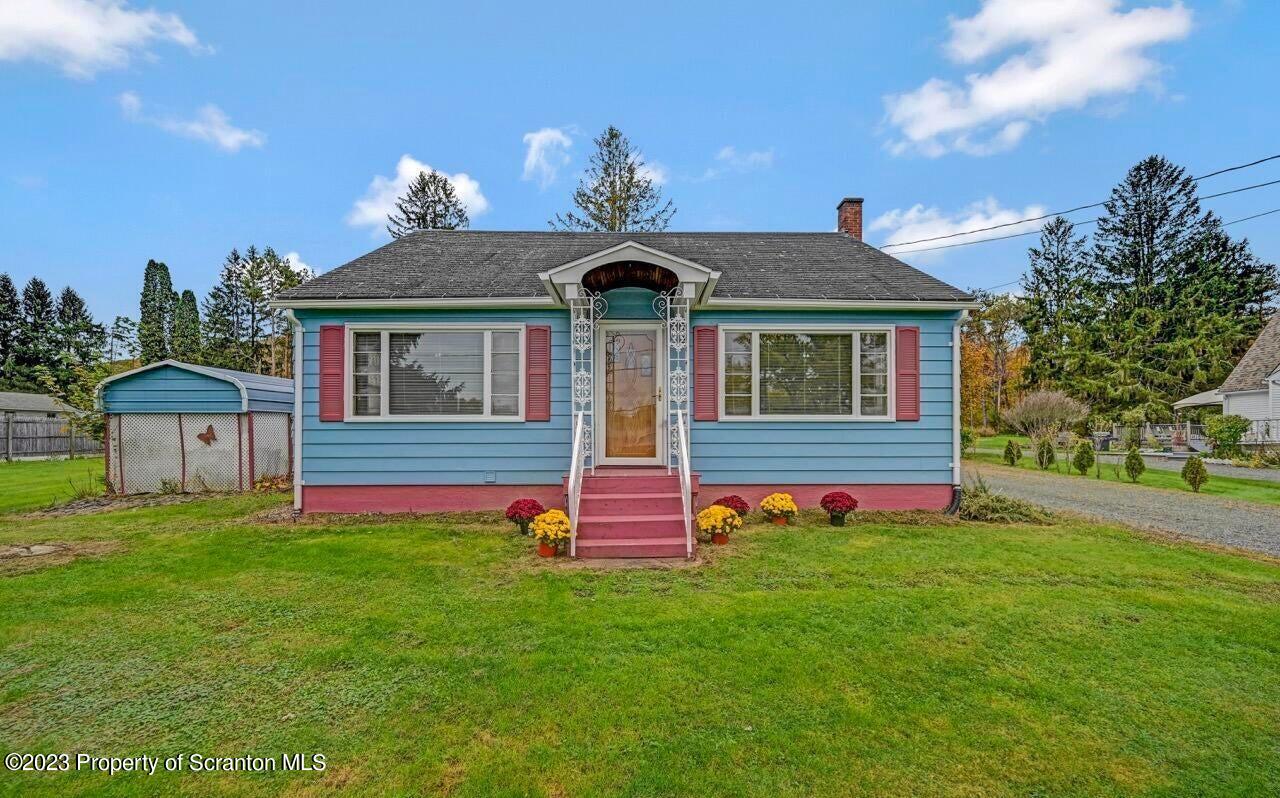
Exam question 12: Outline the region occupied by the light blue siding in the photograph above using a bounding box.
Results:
[689,309,961,486]
[602,287,660,319]
[102,366,244,413]
[296,307,960,488]
[297,309,572,486]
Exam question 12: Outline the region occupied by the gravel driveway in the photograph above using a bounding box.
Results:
[965,463,1280,558]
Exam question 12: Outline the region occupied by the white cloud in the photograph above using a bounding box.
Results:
[521,127,572,189]
[869,197,1047,253]
[635,157,668,186]
[697,145,776,180]
[282,251,312,274]
[118,91,265,152]
[884,0,1193,156]
[346,154,489,237]
[0,0,204,79]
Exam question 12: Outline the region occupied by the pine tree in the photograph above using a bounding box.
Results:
[51,287,105,390]
[171,290,201,362]
[386,171,470,238]
[1180,455,1208,492]
[13,277,57,388]
[552,126,675,232]
[202,250,249,370]
[0,273,18,385]
[1021,217,1093,388]
[262,249,310,376]
[139,259,176,364]
[107,316,139,362]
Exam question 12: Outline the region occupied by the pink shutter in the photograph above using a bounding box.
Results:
[895,326,920,422]
[525,325,551,421]
[693,326,718,421]
[318,325,345,422]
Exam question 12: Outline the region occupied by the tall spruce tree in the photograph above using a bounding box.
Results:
[552,126,675,232]
[139,259,176,364]
[14,277,57,387]
[0,273,18,385]
[52,287,105,390]
[202,249,249,370]
[171,290,202,363]
[1021,217,1093,389]
[386,171,470,238]
[107,315,138,362]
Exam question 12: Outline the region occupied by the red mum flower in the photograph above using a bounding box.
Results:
[712,495,750,515]
[505,498,546,523]
[819,491,858,514]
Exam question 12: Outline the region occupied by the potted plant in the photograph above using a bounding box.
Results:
[819,491,858,526]
[530,509,570,557]
[760,492,797,526]
[711,495,750,517]
[505,498,546,535]
[696,504,742,545]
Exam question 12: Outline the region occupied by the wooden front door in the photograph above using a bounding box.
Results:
[598,325,663,464]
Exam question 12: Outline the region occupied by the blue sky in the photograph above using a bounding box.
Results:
[2,0,1278,322]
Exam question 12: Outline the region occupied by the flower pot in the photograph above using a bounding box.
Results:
[517,521,531,536]
[770,516,788,526]
[830,513,846,526]
[712,532,729,545]
[537,541,557,558]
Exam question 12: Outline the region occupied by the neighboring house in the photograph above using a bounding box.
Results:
[0,391,73,419]
[1218,313,1280,440]
[272,198,976,557]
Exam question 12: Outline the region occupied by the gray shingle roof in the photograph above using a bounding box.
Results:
[1221,313,1280,393]
[275,231,973,303]
[0,391,71,414]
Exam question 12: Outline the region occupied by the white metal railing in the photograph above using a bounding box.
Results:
[675,409,693,558]
[568,411,586,558]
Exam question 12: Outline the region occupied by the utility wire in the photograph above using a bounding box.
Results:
[979,205,1280,292]
[892,178,1280,256]
[882,153,1280,249]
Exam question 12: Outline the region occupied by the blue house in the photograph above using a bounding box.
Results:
[273,199,975,557]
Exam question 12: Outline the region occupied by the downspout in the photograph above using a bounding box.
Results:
[285,309,304,514]
[946,310,968,515]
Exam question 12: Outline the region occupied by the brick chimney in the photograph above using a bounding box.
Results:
[837,197,864,240]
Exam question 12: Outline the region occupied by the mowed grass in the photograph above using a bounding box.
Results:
[0,456,103,514]
[976,434,1033,453]
[1,495,1278,797]
[969,450,1280,506]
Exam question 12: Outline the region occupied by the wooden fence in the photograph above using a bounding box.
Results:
[1,413,103,460]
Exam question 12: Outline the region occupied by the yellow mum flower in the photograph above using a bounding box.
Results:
[760,492,798,519]
[531,509,571,545]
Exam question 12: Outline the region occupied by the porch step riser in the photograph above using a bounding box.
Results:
[579,494,684,515]
[577,517,686,538]
[580,477,681,494]
[576,540,689,559]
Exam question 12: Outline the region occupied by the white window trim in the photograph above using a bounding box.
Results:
[717,324,896,422]
[343,323,526,422]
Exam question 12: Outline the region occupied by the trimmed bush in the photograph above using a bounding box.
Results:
[1035,438,1055,470]
[1124,446,1146,483]
[1071,440,1095,476]
[1003,439,1023,466]
[1181,455,1209,493]
[1204,414,1252,459]
[960,428,977,457]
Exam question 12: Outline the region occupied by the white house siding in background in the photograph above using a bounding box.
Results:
[1223,389,1270,420]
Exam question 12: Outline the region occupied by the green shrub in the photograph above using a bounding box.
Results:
[960,427,977,457]
[1003,438,1023,466]
[1124,446,1146,483]
[1035,438,1055,470]
[1071,440,1095,475]
[1120,408,1145,450]
[1204,414,1252,459]
[1180,455,1209,493]
[959,476,1052,524]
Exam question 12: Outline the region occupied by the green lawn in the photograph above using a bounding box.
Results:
[969,450,1280,506]
[0,456,103,514]
[1,493,1278,796]
[976,434,1032,453]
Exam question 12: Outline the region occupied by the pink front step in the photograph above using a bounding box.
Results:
[579,491,683,515]
[575,536,689,559]
[577,513,686,539]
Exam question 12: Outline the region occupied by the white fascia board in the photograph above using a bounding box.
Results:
[541,240,716,286]
[269,296,561,310]
[95,359,250,411]
[699,297,979,311]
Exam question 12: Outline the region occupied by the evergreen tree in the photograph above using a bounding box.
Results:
[386,171,469,238]
[107,316,139,362]
[171,290,202,362]
[139,259,176,364]
[202,249,249,370]
[52,287,105,390]
[552,126,675,232]
[0,273,18,384]
[263,250,310,376]
[14,277,57,387]
[1021,217,1093,388]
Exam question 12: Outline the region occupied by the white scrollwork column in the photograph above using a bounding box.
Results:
[654,286,691,472]
[569,286,606,472]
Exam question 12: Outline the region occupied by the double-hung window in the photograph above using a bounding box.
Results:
[348,326,524,420]
[721,327,893,420]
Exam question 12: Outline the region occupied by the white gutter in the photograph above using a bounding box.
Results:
[700,297,980,311]
[269,296,559,310]
[285,309,304,512]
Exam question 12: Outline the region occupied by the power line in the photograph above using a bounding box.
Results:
[892,178,1280,256]
[979,205,1280,292]
[881,153,1280,250]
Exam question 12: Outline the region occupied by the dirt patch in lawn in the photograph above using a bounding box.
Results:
[0,540,122,575]
[24,492,206,518]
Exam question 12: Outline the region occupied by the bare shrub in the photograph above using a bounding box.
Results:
[1004,390,1089,444]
